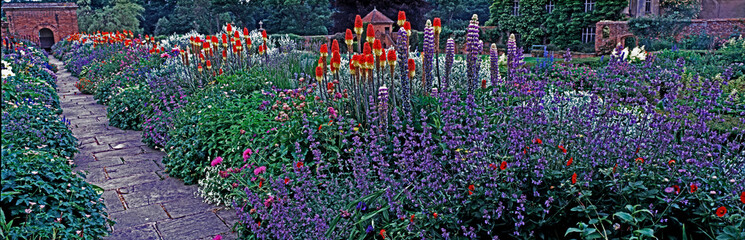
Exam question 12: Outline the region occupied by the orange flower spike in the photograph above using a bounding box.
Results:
[202,41,210,51]
[373,39,382,57]
[332,51,341,69]
[397,11,406,27]
[206,60,212,70]
[380,49,387,67]
[234,30,240,41]
[320,43,328,57]
[245,37,252,51]
[408,58,416,78]
[262,30,268,43]
[221,33,228,48]
[363,42,371,55]
[354,15,364,36]
[433,18,442,35]
[352,54,362,68]
[243,27,249,36]
[198,64,203,73]
[388,49,397,66]
[571,173,577,184]
[212,35,218,47]
[366,24,375,43]
[349,60,356,75]
[331,39,340,54]
[404,21,412,36]
[345,29,354,49]
[235,39,243,52]
[226,23,233,34]
[315,66,323,82]
[365,54,375,70]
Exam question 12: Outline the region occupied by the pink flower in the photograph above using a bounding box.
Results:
[213,235,222,240]
[264,196,274,207]
[328,107,338,119]
[25,208,32,214]
[211,156,223,167]
[253,166,266,175]
[243,148,253,161]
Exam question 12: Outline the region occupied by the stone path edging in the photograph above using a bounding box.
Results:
[51,56,237,240]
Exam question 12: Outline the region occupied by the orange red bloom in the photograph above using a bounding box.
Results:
[741,191,745,204]
[500,161,507,170]
[690,184,697,193]
[366,24,375,43]
[354,15,363,35]
[433,18,442,35]
[558,145,567,154]
[566,157,573,166]
[380,229,386,239]
[571,173,577,184]
[635,157,644,163]
[408,59,415,78]
[397,11,406,27]
[716,206,727,217]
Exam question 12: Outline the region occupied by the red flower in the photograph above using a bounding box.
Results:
[468,184,475,191]
[345,29,354,47]
[613,163,618,173]
[566,157,573,166]
[433,18,442,35]
[373,39,382,56]
[668,159,676,165]
[354,15,363,35]
[481,79,487,89]
[690,184,698,193]
[226,23,233,33]
[571,173,577,184]
[558,145,567,154]
[500,161,507,170]
[403,21,412,36]
[716,206,727,217]
[489,163,497,170]
[408,59,416,78]
[332,39,340,54]
[534,138,542,144]
[284,178,290,184]
[410,214,415,223]
[673,185,680,194]
[380,229,386,239]
[366,24,375,43]
[262,30,268,42]
[433,212,438,218]
[296,162,304,168]
[387,49,397,66]
[315,66,323,81]
[320,43,328,57]
[259,180,263,188]
[468,191,473,195]
[635,157,644,163]
[635,147,640,154]
[397,11,406,26]
[741,192,745,204]
[243,27,249,36]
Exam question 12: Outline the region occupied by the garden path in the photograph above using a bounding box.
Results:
[51,56,238,240]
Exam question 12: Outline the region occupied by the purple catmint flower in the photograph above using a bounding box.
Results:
[489,43,499,87]
[563,48,572,63]
[466,14,480,95]
[396,28,410,112]
[445,38,455,89]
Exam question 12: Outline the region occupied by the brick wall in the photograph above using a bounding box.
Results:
[1,3,79,48]
[596,18,745,54]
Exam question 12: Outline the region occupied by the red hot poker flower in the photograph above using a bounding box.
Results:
[571,173,577,184]
[332,39,340,54]
[380,49,387,67]
[363,42,371,55]
[226,23,233,34]
[403,21,412,36]
[373,39,382,57]
[262,30,268,42]
[366,24,375,43]
[716,206,727,217]
[345,29,354,48]
[315,66,323,82]
[387,49,397,66]
[481,79,487,89]
[433,18,442,35]
[243,27,249,37]
[408,59,416,78]
[320,43,328,57]
[354,15,363,35]
[397,11,406,26]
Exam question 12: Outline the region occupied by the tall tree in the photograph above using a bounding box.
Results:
[264,0,332,35]
[141,0,175,34]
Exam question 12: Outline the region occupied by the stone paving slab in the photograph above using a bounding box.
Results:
[51,56,237,240]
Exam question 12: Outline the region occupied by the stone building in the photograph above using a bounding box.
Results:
[1,2,79,49]
[361,8,396,48]
[627,0,745,18]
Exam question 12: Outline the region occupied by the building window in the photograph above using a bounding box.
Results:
[546,0,555,13]
[585,0,595,12]
[512,0,520,16]
[644,0,652,13]
[582,27,596,43]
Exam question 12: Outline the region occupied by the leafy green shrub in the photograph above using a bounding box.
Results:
[2,106,78,158]
[107,84,149,130]
[1,149,110,239]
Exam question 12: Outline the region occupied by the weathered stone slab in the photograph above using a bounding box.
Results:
[101,190,125,213]
[123,179,199,209]
[104,224,160,240]
[215,207,239,228]
[157,212,229,240]
[161,196,217,219]
[108,204,169,230]
[74,155,124,169]
[105,160,161,179]
[98,172,161,190]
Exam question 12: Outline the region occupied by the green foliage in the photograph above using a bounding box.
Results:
[77,0,145,34]
[487,0,627,51]
[629,16,692,40]
[1,149,110,240]
[107,84,149,130]
[427,0,491,30]
[264,0,331,35]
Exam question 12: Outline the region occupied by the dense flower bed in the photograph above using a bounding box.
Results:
[52,18,744,239]
[1,39,110,239]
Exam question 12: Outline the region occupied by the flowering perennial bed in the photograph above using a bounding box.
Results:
[1,38,110,239]
[51,13,744,239]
